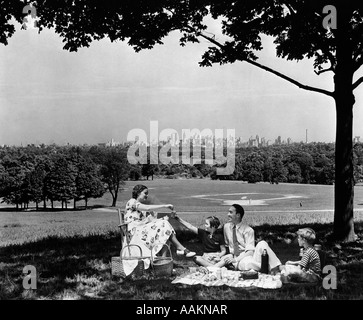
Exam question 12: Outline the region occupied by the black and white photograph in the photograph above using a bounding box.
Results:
[1,0,363,306]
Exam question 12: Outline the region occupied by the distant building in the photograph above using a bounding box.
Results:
[98,138,123,147]
[275,136,282,145]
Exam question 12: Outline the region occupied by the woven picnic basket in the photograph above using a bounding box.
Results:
[111,244,146,278]
[151,243,173,277]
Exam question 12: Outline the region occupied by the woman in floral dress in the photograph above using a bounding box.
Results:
[124,184,196,258]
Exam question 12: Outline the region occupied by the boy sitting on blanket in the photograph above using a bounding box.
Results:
[280,227,322,283]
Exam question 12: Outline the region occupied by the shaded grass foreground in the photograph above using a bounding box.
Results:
[1,222,363,300]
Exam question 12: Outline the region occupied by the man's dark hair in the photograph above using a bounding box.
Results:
[232,204,245,219]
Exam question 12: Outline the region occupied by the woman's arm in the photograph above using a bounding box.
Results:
[137,203,174,212]
[174,215,198,234]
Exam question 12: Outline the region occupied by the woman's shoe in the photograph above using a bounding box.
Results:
[176,249,196,258]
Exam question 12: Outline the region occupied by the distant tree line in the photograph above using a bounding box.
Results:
[137,142,363,185]
[1,142,363,210]
[214,143,337,184]
[0,144,131,209]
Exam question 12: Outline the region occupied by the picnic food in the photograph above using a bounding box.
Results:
[173,267,282,289]
[241,270,259,280]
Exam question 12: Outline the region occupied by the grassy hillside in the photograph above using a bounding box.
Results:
[1,180,363,300]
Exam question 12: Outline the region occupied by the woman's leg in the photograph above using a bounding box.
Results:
[157,244,168,257]
[169,233,187,251]
[169,233,196,257]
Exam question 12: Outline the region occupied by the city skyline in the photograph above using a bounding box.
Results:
[1,20,363,147]
[5,130,339,149]
[0,122,325,147]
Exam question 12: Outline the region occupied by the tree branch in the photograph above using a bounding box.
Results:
[196,30,335,98]
[314,66,334,75]
[353,53,363,73]
[353,76,363,90]
[244,58,334,97]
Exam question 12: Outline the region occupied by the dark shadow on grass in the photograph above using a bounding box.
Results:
[1,221,363,300]
[0,231,121,299]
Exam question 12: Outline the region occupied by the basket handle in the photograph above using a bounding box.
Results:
[120,244,143,260]
[150,243,172,264]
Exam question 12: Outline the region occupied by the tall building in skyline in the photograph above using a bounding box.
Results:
[106,132,306,148]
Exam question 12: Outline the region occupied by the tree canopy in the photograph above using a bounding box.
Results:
[2,0,363,241]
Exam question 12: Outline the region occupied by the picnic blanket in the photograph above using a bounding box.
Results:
[171,267,283,289]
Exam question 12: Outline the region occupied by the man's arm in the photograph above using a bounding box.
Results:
[235,226,255,262]
[223,224,231,250]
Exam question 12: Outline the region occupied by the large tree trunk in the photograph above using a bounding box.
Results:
[333,3,356,242]
[334,98,356,242]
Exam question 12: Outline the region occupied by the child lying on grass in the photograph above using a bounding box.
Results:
[280,227,321,283]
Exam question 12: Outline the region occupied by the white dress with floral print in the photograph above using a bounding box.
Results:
[124,198,175,258]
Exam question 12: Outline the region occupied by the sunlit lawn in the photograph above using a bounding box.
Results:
[1,179,363,300]
[1,219,363,300]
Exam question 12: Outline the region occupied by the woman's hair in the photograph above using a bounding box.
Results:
[132,184,148,199]
[232,204,245,219]
[206,216,221,229]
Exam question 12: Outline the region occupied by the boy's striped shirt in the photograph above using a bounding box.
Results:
[299,247,321,274]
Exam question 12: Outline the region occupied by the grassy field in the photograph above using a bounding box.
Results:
[1,179,363,301]
[110,179,363,213]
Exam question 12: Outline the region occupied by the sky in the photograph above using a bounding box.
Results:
[1,16,363,146]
